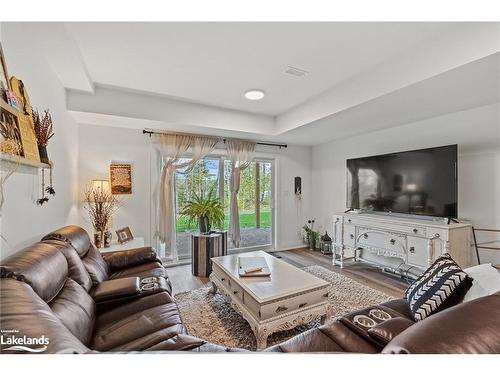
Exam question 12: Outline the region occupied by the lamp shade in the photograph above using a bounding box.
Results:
[90,179,111,203]
[92,179,111,194]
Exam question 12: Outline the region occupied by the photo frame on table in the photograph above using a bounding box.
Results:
[110,162,132,194]
[116,226,134,244]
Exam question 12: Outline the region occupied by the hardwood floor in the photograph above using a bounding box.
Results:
[167,248,409,298]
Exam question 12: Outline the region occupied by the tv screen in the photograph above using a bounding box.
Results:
[346,145,457,218]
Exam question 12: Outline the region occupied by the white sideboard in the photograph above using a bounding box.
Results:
[332,213,473,274]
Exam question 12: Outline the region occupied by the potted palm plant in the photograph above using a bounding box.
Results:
[179,191,224,234]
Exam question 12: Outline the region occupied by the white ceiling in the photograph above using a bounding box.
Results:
[5,22,499,145]
[66,22,452,116]
[278,53,500,145]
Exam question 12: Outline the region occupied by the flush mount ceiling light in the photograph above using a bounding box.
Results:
[244,89,265,100]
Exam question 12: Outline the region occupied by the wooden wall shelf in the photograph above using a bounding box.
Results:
[0,152,50,169]
[0,99,21,117]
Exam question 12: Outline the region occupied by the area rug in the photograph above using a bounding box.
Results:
[174,265,393,351]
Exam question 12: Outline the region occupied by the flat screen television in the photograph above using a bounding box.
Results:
[346,145,458,218]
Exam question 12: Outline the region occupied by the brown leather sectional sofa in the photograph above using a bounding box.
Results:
[1,225,499,354]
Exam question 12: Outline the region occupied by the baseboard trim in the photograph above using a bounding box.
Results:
[269,245,308,252]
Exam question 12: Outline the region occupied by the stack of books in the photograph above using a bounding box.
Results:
[238,257,271,277]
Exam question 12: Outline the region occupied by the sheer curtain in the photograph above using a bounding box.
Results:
[152,134,219,260]
[227,139,256,248]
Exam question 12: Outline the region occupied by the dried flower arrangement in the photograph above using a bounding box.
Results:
[32,109,54,146]
[83,183,119,233]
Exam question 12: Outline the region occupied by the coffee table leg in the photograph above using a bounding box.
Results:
[256,326,269,351]
[320,304,333,324]
[210,281,218,294]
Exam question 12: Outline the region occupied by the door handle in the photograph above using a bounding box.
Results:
[390,239,396,245]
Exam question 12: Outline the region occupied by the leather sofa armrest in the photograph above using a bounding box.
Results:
[367,317,415,346]
[103,247,161,270]
[383,292,500,354]
[91,277,141,303]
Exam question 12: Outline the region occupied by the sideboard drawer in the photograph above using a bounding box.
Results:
[407,236,429,267]
[351,218,427,237]
[357,230,406,250]
[344,225,356,247]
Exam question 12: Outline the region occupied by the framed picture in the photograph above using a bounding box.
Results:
[110,162,132,194]
[116,227,134,244]
[0,109,24,156]
[0,43,11,101]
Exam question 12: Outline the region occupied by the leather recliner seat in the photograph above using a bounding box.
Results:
[1,225,500,354]
[0,226,235,353]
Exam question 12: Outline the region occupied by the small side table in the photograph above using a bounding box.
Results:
[191,231,227,277]
[100,237,145,253]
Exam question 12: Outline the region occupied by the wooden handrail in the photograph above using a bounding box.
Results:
[477,246,500,250]
[472,227,500,263]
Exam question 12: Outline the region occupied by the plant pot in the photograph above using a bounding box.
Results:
[38,144,50,164]
[199,214,211,234]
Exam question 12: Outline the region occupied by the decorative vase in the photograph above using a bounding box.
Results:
[104,230,112,248]
[94,232,102,248]
[308,234,314,250]
[38,144,49,164]
[199,214,210,234]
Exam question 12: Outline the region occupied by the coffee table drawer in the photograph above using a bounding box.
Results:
[259,287,329,320]
[228,279,244,302]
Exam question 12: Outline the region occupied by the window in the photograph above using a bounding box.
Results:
[160,156,274,265]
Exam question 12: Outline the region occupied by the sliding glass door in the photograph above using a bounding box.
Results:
[223,159,273,249]
[160,156,274,265]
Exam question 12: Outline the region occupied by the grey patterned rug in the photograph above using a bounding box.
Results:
[175,265,393,351]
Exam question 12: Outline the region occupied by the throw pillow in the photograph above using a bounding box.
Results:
[463,263,500,302]
[404,253,473,321]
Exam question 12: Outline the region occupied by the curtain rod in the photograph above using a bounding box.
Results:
[142,129,287,149]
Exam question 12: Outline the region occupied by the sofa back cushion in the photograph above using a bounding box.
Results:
[0,278,89,354]
[49,278,96,345]
[43,225,109,286]
[82,245,109,285]
[45,239,93,292]
[0,242,68,302]
[42,225,92,257]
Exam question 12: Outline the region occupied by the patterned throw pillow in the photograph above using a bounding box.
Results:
[404,253,473,321]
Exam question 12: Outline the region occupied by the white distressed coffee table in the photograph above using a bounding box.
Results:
[209,251,332,350]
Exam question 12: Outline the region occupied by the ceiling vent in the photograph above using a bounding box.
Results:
[284,66,308,77]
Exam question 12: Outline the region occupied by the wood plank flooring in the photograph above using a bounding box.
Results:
[167,247,409,298]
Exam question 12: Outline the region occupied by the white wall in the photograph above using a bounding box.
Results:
[0,24,79,258]
[311,103,500,263]
[77,124,152,244]
[78,123,312,251]
[274,145,312,250]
